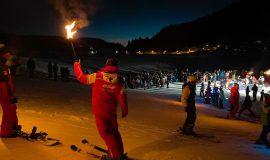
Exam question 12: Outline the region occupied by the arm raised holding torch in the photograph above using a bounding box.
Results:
[65,21,78,60]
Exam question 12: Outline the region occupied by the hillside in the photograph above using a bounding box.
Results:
[0,33,124,57]
[127,0,270,51]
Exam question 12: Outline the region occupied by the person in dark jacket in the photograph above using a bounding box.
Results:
[52,62,58,81]
[26,57,35,78]
[74,58,128,160]
[246,86,250,97]
[180,75,198,136]
[260,90,265,102]
[200,82,205,97]
[47,61,53,80]
[252,84,258,101]
[218,87,225,109]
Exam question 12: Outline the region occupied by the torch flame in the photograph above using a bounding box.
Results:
[65,21,77,39]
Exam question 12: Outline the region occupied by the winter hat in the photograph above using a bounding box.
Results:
[187,75,196,82]
[105,58,118,67]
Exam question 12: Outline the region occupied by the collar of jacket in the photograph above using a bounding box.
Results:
[100,66,119,73]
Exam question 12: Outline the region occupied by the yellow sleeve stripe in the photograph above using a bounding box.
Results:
[87,73,96,85]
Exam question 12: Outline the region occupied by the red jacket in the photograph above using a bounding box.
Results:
[230,86,239,106]
[74,61,128,119]
[0,64,14,98]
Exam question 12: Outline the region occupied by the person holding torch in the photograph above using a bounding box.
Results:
[66,21,129,160]
[74,58,129,160]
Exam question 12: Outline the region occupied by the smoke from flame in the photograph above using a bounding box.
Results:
[50,0,98,29]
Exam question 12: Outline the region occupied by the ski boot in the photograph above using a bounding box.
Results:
[100,153,129,160]
[120,153,129,160]
[11,124,22,137]
[100,155,110,160]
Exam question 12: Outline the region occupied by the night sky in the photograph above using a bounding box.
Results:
[0,0,240,45]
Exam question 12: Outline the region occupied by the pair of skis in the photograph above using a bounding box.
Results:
[71,139,133,160]
[71,139,108,159]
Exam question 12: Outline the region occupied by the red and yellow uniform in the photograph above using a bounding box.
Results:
[74,60,128,158]
[0,53,18,137]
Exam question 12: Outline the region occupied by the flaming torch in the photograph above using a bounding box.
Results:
[65,21,77,58]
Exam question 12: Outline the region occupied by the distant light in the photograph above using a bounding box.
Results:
[137,51,143,54]
[248,71,254,75]
[265,69,270,75]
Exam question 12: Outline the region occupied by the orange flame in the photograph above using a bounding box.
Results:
[65,21,77,39]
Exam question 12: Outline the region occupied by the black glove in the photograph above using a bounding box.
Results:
[9,97,18,104]
[74,56,80,63]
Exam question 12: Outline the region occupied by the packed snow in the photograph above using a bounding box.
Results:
[0,57,270,160]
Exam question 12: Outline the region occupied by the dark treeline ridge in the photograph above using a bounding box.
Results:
[0,33,124,57]
[126,0,270,52]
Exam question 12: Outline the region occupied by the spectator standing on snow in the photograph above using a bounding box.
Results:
[204,84,211,104]
[180,75,198,136]
[74,58,128,160]
[47,61,53,80]
[229,83,240,118]
[26,57,35,78]
[212,85,219,107]
[219,87,225,109]
[252,84,258,101]
[246,86,250,97]
[53,62,58,81]
[200,82,205,97]
[260,90,265,102]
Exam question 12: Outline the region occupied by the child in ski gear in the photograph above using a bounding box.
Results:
[180,75,197,135]
[0,46,19,137]
[74,58,128,159]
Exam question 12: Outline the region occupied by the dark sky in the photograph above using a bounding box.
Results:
[0,0,240,45]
